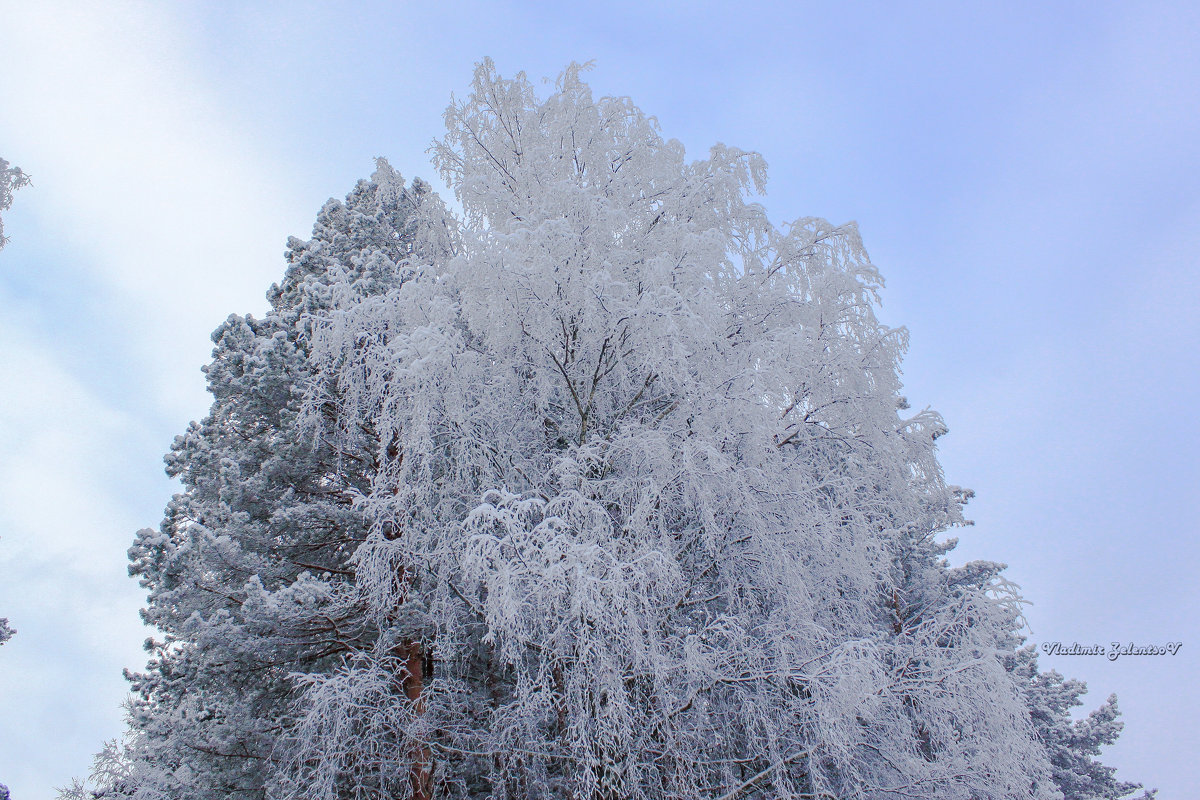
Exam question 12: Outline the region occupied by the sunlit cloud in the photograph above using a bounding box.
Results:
[0,0,306,419]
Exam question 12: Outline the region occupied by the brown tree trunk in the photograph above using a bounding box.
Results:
[401,639,432,800]
[384,445,430,800]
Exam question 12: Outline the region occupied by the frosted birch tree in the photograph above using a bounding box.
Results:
[282,60,1060,800]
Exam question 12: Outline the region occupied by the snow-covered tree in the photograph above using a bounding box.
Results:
[0,157,30,250]
[71,60,1151,800]
[950,560,1154,800]
[65,161,455,800]
[278,60,1068,800]
[1013,647,1155,800]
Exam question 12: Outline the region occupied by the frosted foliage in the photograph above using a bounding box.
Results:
[291,61,1057,800]
[1010,647,1154,800]
[64,163,457,800]
[0,157,30,250]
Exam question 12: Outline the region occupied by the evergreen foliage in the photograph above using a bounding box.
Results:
[65,162,453,799]
[1013,647,1154,800]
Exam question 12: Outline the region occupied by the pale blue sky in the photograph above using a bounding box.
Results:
[1,1,1196,797]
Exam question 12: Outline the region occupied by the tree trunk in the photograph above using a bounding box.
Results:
[401,640,432,800]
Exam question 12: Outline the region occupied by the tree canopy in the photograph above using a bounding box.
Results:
[71,61,1150,800]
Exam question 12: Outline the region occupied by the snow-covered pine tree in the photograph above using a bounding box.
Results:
[1014,647,1155,800]
[278,60,1100,800]
[66,161,455,799]
[0,157,30,250]
[949,560,1154,800]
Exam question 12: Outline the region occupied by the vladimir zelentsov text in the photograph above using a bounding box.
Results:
[1041,641,1183,660]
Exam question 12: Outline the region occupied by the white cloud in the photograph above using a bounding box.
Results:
[0,302,152,797]
[0,0,309,420]
[0,2,307,795]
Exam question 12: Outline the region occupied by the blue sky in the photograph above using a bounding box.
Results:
[1,1,1196,797]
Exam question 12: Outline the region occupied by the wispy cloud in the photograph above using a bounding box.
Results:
[0,298,152,796]
[0,0,307,418]
[0,2,304,794]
